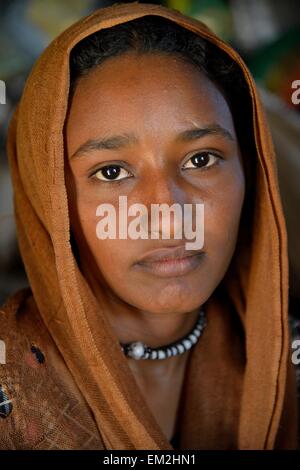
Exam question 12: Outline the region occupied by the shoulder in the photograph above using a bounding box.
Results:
[0,286,44,352]
[0,287,39,379]
[0,288,103,449]
[0,288,49,448]
[0,287,48,392]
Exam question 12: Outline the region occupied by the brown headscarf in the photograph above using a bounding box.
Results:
[0,2,298,450]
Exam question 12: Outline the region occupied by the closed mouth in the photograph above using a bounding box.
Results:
[136,244,204,264]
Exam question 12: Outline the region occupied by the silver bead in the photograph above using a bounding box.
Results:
[150,350,158,359]
[166,348,173,358]
[188,333,198,344]
[127,342,145,360]
[158,350,167,360]
[183,339,192,350]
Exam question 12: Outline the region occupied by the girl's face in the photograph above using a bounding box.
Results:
[65,52,245,314]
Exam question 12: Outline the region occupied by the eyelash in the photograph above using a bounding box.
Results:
[89,151,222,183]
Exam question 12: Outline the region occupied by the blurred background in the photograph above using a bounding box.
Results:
[0,0,299,319]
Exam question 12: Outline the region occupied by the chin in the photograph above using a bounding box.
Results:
[131,284,208,315]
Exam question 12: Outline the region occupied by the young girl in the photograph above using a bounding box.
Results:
[0,2,298,450]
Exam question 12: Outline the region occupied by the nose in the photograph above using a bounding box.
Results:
[139,174,189,241]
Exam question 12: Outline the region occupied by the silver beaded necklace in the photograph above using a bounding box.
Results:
[120,308,206,360]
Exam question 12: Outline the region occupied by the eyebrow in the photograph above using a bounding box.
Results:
[69,124,235,160]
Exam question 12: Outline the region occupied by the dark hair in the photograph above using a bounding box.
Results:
[69,15,255,196]
[70,15,245,107]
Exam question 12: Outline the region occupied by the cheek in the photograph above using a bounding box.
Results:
[75,198,133,279]
[91,239,130,282]
[205,164,245,262]
[75,198,98,244]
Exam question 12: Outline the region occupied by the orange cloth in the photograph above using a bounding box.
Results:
[0,2,298,450]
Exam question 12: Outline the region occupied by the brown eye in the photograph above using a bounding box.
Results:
[94,165,132,182]
[182,152,219,170]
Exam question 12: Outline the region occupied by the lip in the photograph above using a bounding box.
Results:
[137,244,204,263]
[134,244,205,278]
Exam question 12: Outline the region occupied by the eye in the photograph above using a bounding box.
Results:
[92,164,132,182]
[182,152,220,171]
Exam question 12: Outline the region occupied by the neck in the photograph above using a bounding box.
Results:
[80,257,201,377]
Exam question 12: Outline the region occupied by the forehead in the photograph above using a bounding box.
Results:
[66,52,235,148]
